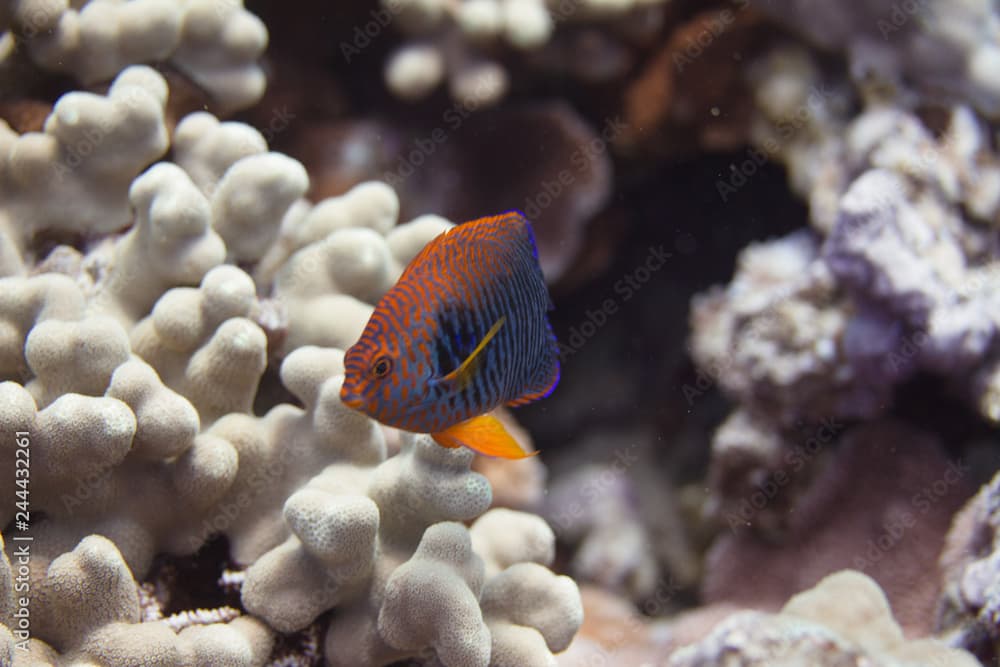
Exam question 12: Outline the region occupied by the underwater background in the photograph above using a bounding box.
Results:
[2,0,1000,665]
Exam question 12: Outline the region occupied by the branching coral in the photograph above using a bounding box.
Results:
[268,186,448,354]
[376,0,667,106]
[86,161,227,326]
[130,265,266,424]
[1,534,274,665]
[0,65,169,260]
[236,433,580,666]
[206,345,386,565]
[0,0,268,111]
[0,9,584,666]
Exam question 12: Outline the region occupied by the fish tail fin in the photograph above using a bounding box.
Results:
[432,415,537,459]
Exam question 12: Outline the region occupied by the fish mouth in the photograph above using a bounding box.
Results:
[339,388,365,411]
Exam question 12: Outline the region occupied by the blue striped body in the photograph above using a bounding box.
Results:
[340,212,560,434]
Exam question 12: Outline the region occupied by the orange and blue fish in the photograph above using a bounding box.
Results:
[339,211,560,459]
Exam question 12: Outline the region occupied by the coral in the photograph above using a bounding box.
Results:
[210,152,309,263]
[481,562,582,666]
[367,435,492,551]
[24,315,131,406]
[747,0,1000,117]
[690,230,863,427]
[324,497,582,667]
[130,265,266,424]
[702,420,972,635]
[377,0,668,106]
[267,186,450,354]
[0,65,169,257]
[825,168,1000,423]
[171,111,268,196]
[0,363,240,576]
[545,462,660,598]
[205,345,385,565]
[692,85,1000,426]
[542,428,699,602]
[86,161,226,326]
[242,491,379,632]
[240,431,579,666]
[169,0,269,112]
[1,534,274,665]
[1,0,267,111]
[469,508,554,578]
[0,273,84,379]
[378,522,491,665]
[671,570,979,666]
[937,467,1000,657]
[0,381,136,528]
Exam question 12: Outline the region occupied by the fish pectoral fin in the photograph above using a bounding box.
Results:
[431,415,536,459]
[439,315,505,391]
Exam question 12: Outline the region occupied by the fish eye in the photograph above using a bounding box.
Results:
[370,355,392,378]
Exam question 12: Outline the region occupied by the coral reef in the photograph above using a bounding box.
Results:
[375,0,668,107]
[290,102,614,283]
[937,467,1000,659]
[0,19,582,661]
[5,1,1000,665]
[702,420,972,634]
[680,5,1000,665]
[0,533,274,665]
[0,66,169,261]
[670,570,979,666]
[747,0,1000,117]
[0,0,268,111]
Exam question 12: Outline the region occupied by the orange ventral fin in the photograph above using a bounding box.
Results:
[431,415,537,459]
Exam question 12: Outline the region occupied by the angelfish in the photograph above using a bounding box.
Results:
[339,211,560,459]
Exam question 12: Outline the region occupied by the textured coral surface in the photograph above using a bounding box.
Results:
[3,0,1000,666]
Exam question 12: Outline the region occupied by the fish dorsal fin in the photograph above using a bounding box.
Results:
[439,315,505,390]
[432,414,536,459]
